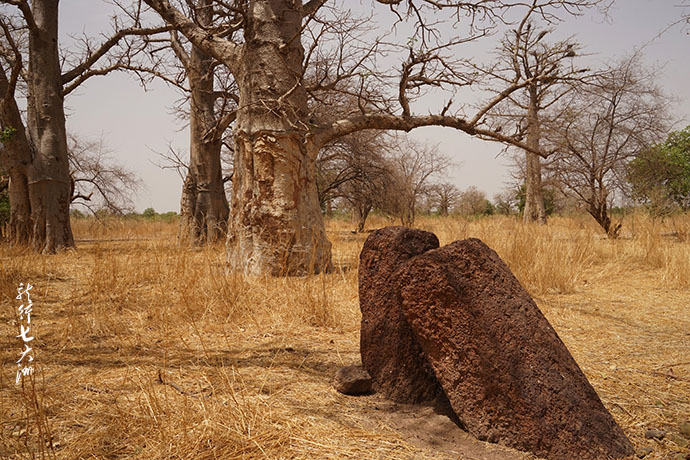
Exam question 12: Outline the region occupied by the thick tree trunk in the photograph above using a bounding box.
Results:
[226,0,331,275]
[177,1,229,245]
[439,197,450,217]
[0,55,33,245]
[17,0,74,253]
[353,203,371,233]
[178,171,197,239]
[7,172,31,245]
[400,197,416,227]
[523,88,546,225]
[1,12,73,253]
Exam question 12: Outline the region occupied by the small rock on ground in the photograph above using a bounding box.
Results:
[636,446,653,458]
[644,429,666,440]
[334,365,372,395]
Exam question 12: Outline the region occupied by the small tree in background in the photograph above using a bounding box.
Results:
[68,135,141,216]
[431,183,462,217]
[493,190,518,215]
[456,186,495,217]
[384,137,452,227]
[546,54,671,237]
[628,126,690,216]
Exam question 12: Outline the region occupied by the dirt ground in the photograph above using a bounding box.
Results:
[1,216,689,459]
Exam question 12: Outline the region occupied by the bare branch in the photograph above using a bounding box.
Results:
[142,0,242,73]
[0,0,37,31]
[315,113,546,157]
[61,25,172,85]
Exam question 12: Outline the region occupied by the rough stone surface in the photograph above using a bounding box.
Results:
[636,446,654,458]
[644,429,666,440]
[396,238,635,460]
[333,366,372,395]
[359,226,442,403]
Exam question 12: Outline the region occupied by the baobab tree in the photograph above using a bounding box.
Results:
[0,1,168,251]
[476,15,589,224]
[141,0,608,275]
[161,0,236,244]
[432,182,462,216]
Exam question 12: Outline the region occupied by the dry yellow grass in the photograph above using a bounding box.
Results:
[1,213,689,459]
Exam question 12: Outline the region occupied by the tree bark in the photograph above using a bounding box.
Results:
[399,195,416,227]
[178,170,197,239]
[587,190,621,238]
[353,203,371,233]
[23,0,74,252]
[176,1,229,245]
[439,195,450,216]
[226,0,331,275]
[7,172,31,244]
[523,88,547,224]
[1,2,74,253]
[0,51,33,245]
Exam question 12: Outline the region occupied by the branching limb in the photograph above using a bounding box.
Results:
[315,113,548,157]
[61,25,172,85]
[142,0,242,74]
[0,0,36,31]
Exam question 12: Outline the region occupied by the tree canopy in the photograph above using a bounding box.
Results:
[628,125,690,215]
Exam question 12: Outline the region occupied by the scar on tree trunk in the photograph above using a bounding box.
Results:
[227,132,332,276]
[224,0,332,275]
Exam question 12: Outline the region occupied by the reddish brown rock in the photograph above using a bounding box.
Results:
[397,238,634,460]
[359,226,443,403]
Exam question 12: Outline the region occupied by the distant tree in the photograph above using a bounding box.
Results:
[546,54,671,237]
[384,137,452,227]
[320,133,394,233]
[493,189,517,215]
[68,135,141,216]
[316,130,390,229]
[628,126,690,215]
[477,16,590,224]
[457,186,494,216]
[431,182,461,217]
[142,207,157,218]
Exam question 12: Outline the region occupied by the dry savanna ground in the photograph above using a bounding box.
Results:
[1,214,690,460]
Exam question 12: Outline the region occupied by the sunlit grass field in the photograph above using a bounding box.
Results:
[1,213,689,459]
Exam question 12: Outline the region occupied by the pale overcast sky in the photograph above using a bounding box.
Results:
[59,1,689,213]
